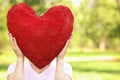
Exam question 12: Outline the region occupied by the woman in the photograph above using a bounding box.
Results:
[7,33,72,80]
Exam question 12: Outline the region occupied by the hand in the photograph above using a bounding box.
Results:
[8,33,24,59]
[57,36,72,60]
[55,36,72,80]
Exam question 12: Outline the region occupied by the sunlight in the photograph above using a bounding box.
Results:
[71,0,83,7]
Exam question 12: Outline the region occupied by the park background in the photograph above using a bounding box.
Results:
[0,0,120,80]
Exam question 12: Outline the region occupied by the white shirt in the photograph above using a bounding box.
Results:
[7,59,72,80]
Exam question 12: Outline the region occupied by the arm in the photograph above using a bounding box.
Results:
[7,33,24,80]
[55,37,72,80]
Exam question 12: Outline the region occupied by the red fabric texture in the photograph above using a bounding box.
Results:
[7,3,74,69]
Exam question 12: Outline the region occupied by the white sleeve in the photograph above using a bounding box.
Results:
[64,62,72,79]
[7,63,16,76]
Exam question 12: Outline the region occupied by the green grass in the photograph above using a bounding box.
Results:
[66,51,120,57]
[71,62,120,80]
[67,51,120,80]
[0,49,120,80]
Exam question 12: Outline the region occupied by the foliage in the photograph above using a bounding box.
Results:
[77,0,120,49]
[0,0,120,53]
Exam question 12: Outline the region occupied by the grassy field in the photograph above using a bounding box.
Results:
[71,61,120,80]
[0,49,120,80]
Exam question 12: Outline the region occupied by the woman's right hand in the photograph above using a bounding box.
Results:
[8,33,24,80]
[8,33,24,59]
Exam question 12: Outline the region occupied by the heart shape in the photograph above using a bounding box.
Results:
[7,3,74,69]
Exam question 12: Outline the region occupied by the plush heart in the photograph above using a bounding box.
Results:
[7,3,74,69]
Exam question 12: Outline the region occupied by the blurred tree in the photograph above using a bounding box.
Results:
[0,0,120,53]
[77,0,120,50]
[0,0,11,53]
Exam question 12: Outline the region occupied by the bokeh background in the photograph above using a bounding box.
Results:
[0,0,120,80]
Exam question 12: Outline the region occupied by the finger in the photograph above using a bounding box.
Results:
[65,40,70,48]
[13,37,19,49]
[67,35,73,45]
[8,33,12,41]
[8,33,13,41]
[69,35,72,40]
[8,33,15,47]
[62,39,71,51]
[66,36,72,46]
[13,37,23,55]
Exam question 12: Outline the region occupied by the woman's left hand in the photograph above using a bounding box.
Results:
[55,36,72,80]
[57,36,72,60]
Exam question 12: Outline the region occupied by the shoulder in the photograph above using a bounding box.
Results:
[50,58,72,78]
[7,61,29,76]
[7,63,16,75]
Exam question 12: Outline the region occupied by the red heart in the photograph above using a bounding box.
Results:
[7,3,74,69]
